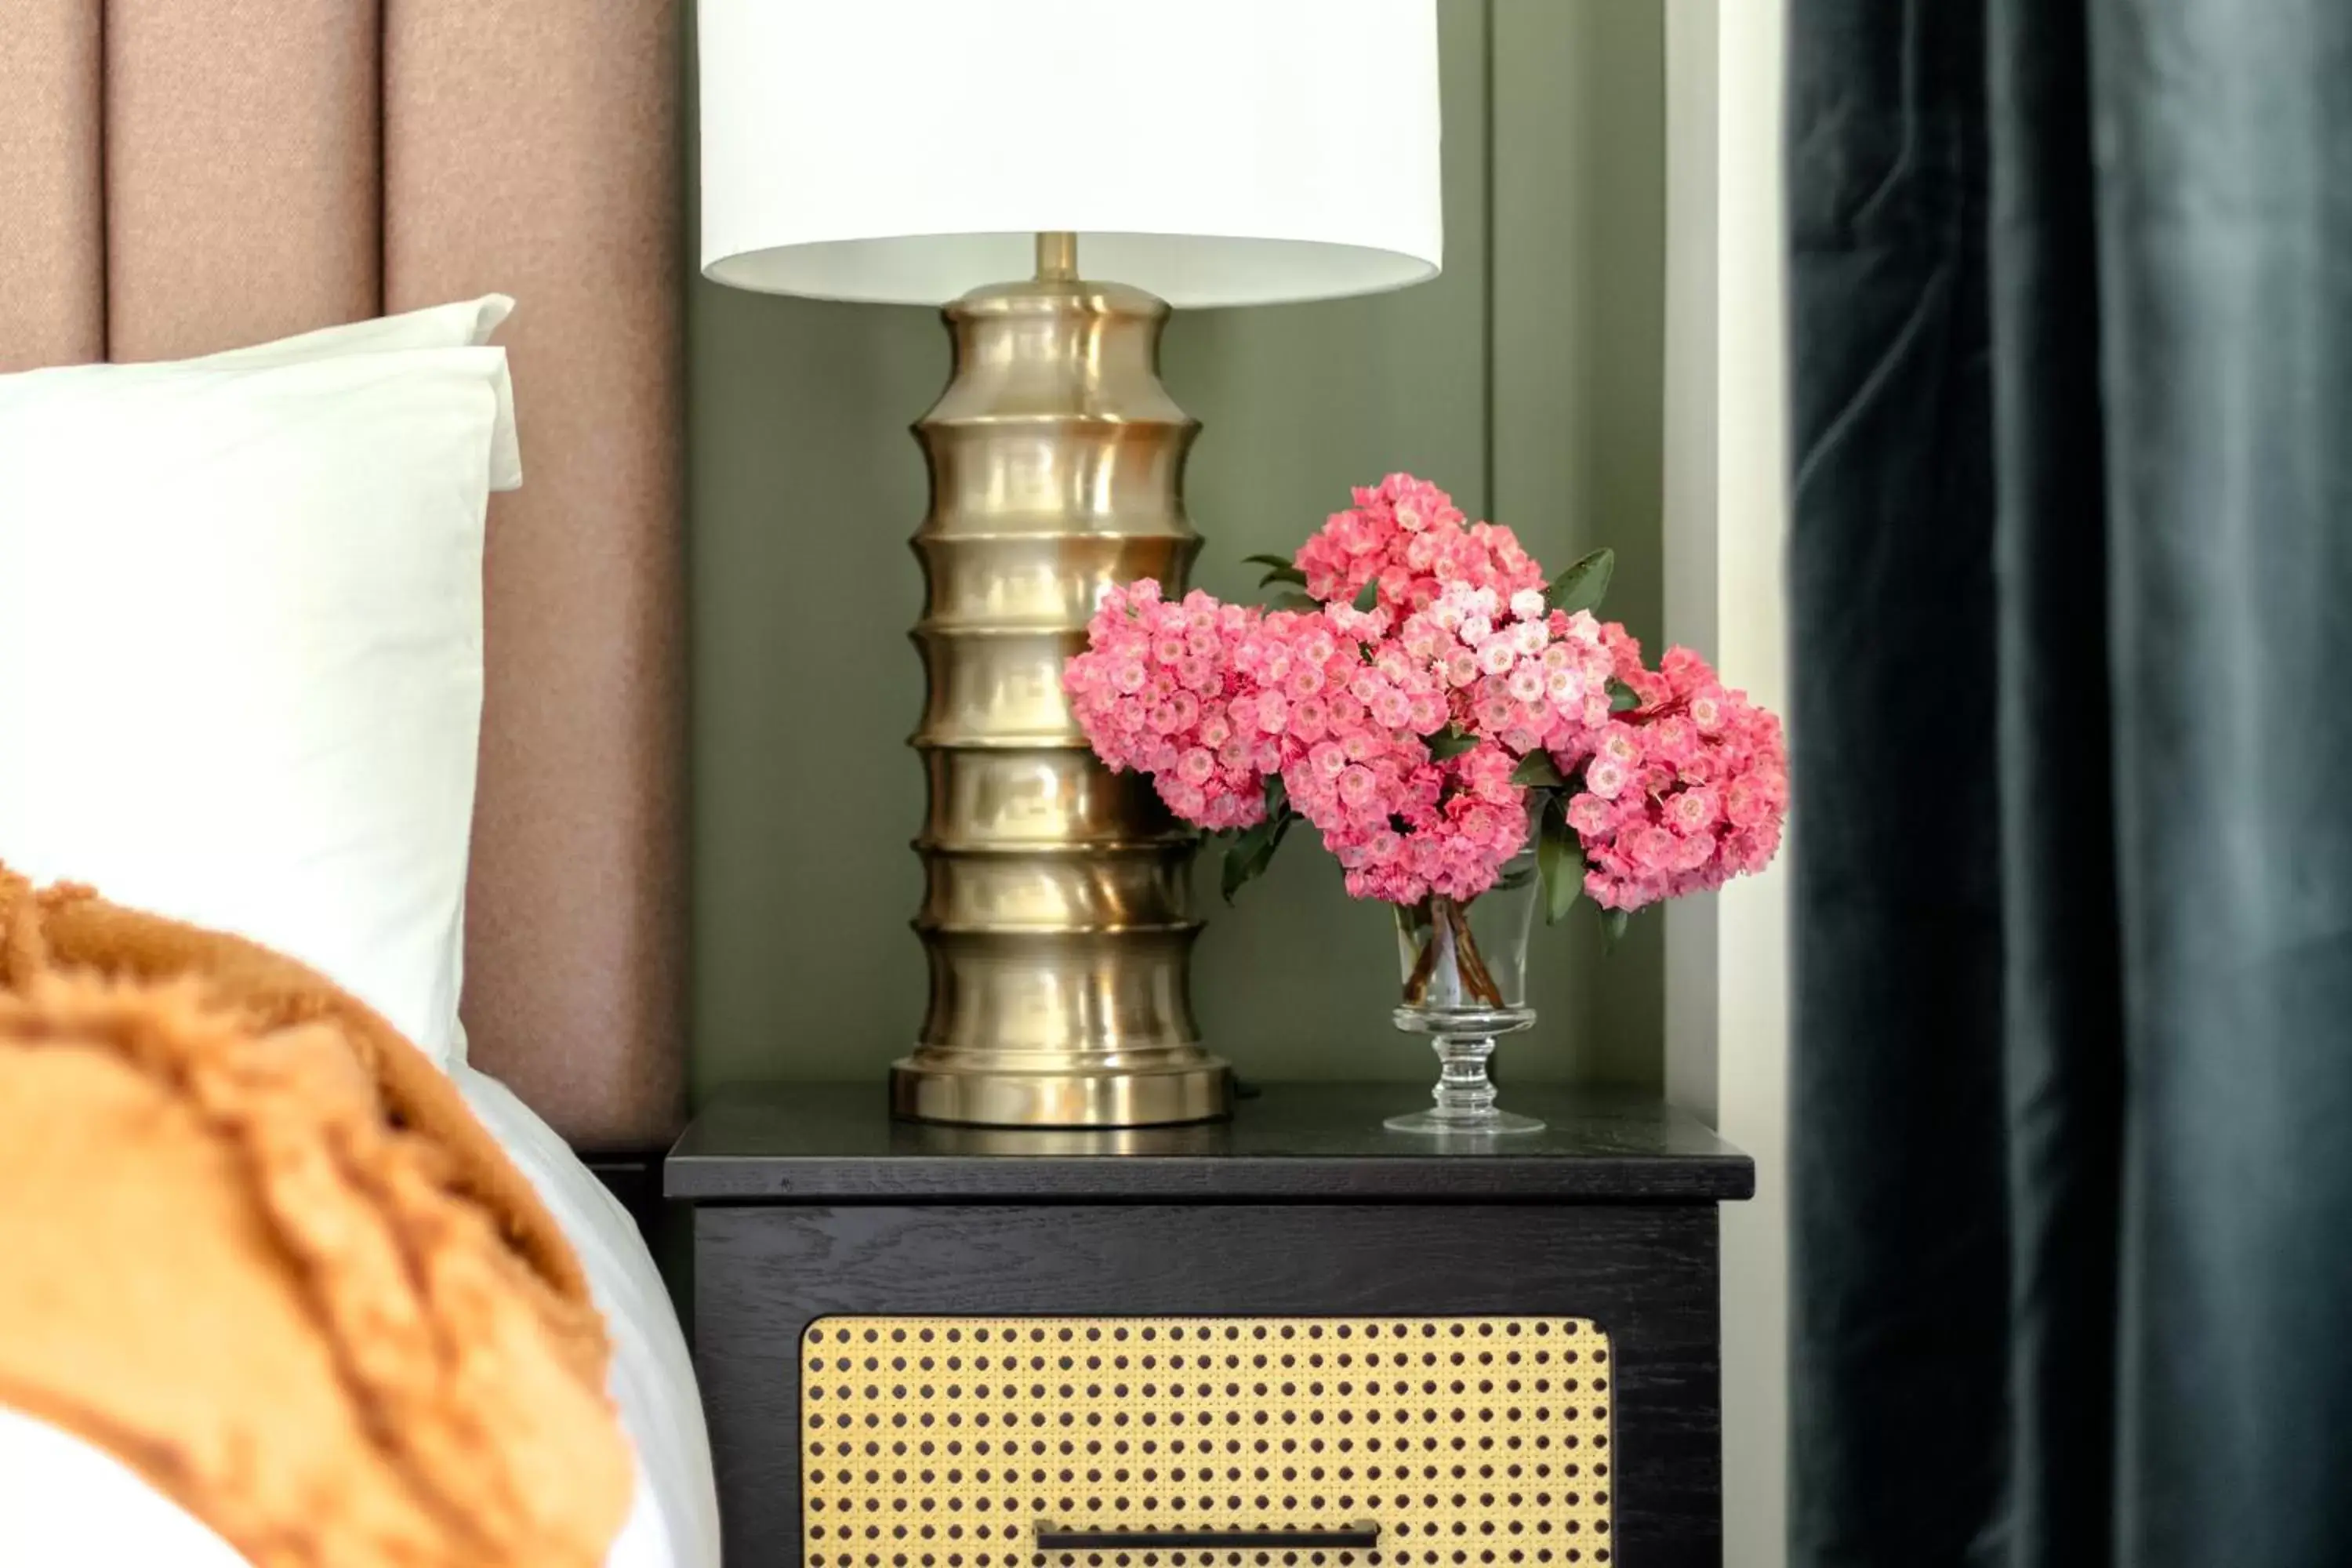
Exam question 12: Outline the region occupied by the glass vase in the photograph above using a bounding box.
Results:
[1387,831,1544,1135]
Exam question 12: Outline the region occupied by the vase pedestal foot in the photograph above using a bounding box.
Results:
[1384,1021,1544,1137]
[1384,1105,1546,1136]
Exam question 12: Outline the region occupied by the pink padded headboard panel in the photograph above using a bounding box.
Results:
[0,0,686,1151]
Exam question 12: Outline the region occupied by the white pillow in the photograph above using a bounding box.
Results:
[187,296,522,489]
[191,295,514,366]
[0,306,521,1069]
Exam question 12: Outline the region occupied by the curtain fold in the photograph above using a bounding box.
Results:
[1984,3,2123,1564]
[1785,2,2011,1559]
[1789,1,2352,1564]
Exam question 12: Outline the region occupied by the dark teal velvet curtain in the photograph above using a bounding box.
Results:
[1787,2,2352,1564]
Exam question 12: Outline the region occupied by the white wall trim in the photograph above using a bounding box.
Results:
[1662,2,1790,1563]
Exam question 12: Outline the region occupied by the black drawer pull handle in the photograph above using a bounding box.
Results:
[1038,1523,1381,1552]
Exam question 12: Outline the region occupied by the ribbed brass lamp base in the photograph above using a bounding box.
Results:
[891,235,1232,1128]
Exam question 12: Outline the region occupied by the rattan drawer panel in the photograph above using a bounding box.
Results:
[802,1316,1615,1568]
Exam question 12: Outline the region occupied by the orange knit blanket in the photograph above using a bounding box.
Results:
[0,868,633,1568]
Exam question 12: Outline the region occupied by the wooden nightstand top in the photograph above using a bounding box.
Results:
[665,1081,1752,1203]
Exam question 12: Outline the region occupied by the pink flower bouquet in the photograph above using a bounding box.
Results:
[1064,474,1787,945]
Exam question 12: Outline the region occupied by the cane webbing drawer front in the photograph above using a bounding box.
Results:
[801,1316,1616,1568]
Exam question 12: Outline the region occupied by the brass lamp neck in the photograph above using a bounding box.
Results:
[1035,230,1078,281]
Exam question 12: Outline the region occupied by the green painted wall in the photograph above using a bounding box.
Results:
[687,0,1666,1095]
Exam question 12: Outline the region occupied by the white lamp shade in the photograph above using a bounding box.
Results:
[697,0,1443,308]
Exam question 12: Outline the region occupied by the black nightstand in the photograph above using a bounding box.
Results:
[667,1083,1752,1568]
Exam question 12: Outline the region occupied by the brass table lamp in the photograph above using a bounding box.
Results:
[697,0,1443,1127]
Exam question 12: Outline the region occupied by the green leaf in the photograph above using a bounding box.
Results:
[1491,865,1537,894]
[1262,771,1288,819]
[1221,819,1275,903]
[1545,548,1616,617]
[1537,796,1585,925]
[1510,752,1565,788]
[1609,680,1642,713]
[1352,579,1382,614]
[1265,589,1319,614]
[1425,727,1479,762]
[1247,554,1308,590]
[1599,905,1631,950]
[1220,808,1295,903]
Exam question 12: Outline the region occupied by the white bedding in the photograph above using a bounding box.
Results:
[458,1065,722,1568]
[0,298,718,1565]
[0,1072,721,1568]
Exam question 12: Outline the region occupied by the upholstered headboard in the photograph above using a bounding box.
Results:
[0,0,685,1150]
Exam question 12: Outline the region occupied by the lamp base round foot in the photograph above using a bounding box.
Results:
[890,1053,1233,1129]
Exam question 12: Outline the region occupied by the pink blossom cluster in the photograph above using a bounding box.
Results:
[1059,580,1272,832]
[1064,474,1789,914]
[1401,583,1621,752]
[1294,472,1544,615]
[1240,602,1528,905]
[1559,641,1788,911]
[1069,576,1627,904]
[1327,741,1529,906]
